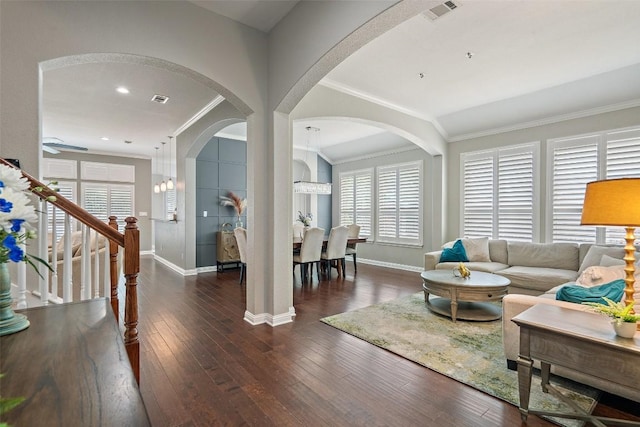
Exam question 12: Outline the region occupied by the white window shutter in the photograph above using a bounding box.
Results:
[462,154,494,238]
[339,170,372,238]
[498,149,534,241]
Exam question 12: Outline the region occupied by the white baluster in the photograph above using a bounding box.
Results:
[16,242,27,309]
[48,207,61,303]
[37,199,49,305]
[81,225,90,300]
[62,214,72,302]
[93,232,100,299]
[103,240,110,299]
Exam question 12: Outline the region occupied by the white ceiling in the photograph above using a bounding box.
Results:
[42,0,640,164]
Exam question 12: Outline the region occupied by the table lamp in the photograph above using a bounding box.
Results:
[581,178,640,312]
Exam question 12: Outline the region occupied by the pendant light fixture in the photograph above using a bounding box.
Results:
[153,147,161,194]
[166,136,174,190]
[160,141,167,192]
[293,126,332,194]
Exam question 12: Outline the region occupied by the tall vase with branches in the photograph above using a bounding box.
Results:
[219,191,247,228]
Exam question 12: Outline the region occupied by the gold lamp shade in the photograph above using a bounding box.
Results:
[580,178,640,227]
[581,177,640,315]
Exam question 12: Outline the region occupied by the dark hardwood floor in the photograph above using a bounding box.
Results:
[135,257,639,426]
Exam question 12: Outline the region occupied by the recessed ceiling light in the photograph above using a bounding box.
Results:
[116,86,130,94]
[101,137,109,141]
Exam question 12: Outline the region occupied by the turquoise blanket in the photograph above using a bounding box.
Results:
[556,279,625,304]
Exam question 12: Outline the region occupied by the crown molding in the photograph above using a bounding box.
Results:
[332,145,419,165]
[319,79,450,139]
[448,99,640,142]
[173,95,226,136]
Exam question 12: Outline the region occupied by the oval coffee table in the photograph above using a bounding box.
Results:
[421,270,510,322]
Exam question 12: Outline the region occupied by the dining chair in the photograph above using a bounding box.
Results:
[293,227,324,283]
[321,226,349,278]
[233,227,248,284]
[345,224,361,274]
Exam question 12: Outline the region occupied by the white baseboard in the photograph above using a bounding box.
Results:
[358,258,423,273]
[152,254,198,276]
[244,306,295,326]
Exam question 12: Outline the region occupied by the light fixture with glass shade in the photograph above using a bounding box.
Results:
[153,146,161,194]
[166,136,174,190]
[293,126,332,194]
[160,141,167,192]
[581,177,640,314]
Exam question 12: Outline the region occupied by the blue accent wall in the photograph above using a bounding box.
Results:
[196,137,247,267]
[317,155,332,232]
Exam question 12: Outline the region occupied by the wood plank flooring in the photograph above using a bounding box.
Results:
[135,257,639,426]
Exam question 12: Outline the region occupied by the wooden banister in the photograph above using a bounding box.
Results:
[1,158,140,384]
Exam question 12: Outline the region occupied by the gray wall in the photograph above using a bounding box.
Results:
[332,147,436,268]
[43,151,153,251]
[445,106,640,243]
[316,155,332,232]
[195,137,247,267]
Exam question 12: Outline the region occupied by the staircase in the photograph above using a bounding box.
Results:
[1,158,141,383]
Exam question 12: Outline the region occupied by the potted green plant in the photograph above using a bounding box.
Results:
[583,297,640,338]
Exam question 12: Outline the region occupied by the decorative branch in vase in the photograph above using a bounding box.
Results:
[219,191,247,228]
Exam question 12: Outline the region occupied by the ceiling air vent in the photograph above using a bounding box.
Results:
[423,0,459,20]
[151,94,170,104]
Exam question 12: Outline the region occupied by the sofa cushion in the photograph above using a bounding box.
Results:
[578,245,625,274]
[488,239,508,265]
[508,242,579,271]
[555,279,625,305]
[462,237,491,262]
[498,266,579,292]
[599,254,625,267]
[435,261,509,274]
[439,239,468,262]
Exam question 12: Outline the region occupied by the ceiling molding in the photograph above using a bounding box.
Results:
[447,98,640,142]
[318,78,450,140]
[332,145,420,166]
[174,95,226,136]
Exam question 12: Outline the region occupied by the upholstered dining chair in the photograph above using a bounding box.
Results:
[321,226,349,278]
[345,224,361,274]
[293,227,324,283]
[233,227,248,284]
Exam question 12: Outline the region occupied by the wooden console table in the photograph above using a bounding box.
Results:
[513,304,640,426]
[0,298,150,427]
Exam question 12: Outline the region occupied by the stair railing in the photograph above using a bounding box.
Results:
[1,158,140,383]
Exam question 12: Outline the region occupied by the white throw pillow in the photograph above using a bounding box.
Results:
[576,265,631,287]
[462,237,491,262]
[578,245,625,274]
[599,255,625,267]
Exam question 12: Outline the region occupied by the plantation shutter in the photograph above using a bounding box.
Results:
[605,128,640,244]
[462,154,494,238]
[550,136,599,243]
[47,181,76,240]
[498,148,534,241]
[110,185,134,230]
[339,170,372,238]
[82,183,134,230]
[376,161,422,245]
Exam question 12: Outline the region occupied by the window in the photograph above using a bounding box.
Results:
[339,169,372,238]
[461,144,538,242]
[549,127,640,244]
[47,180,77,241]
[81,183,134,231]
[376,161,422,245]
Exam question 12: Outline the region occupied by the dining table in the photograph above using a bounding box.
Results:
[292,237,367,249]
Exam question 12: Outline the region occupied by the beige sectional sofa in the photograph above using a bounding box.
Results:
[425,237,640,401]
[424,238,596,295]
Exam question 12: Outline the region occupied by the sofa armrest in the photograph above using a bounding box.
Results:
[501,294,591,365]
[424,250,442,271]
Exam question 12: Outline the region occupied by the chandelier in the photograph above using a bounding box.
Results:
[294,126,332,195]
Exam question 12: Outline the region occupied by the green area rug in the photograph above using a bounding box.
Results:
[321,292,599,427]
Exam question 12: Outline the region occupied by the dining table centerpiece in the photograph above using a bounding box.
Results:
[297,211,313,227]
[0,163,54,336]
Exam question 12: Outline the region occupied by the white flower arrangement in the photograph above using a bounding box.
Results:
[0,163,53,271]
[297,211,312,227]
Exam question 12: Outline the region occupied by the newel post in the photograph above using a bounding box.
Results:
[108,216,120,320]
[123,216,140,384]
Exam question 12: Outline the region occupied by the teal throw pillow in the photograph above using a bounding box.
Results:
[555,279,625,305]
[440,239,469,263]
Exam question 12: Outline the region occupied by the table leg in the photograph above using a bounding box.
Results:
[424,291,430,303]
[517,329,533,422]
[540,361,550,393]
[450,297,458,323]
